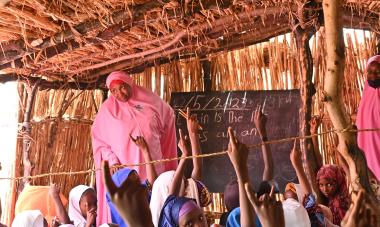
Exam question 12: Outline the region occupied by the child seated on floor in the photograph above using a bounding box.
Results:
[106,135,158,227]
[150,108,211,227]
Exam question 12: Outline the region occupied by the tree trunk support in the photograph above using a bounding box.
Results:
[322,0,373,195]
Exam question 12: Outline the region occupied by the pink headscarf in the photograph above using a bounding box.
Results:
[92,71,178,225]
[106,71,134,88]
[366,55,380,68]
[356,56,380,181]
[179,200,199,218]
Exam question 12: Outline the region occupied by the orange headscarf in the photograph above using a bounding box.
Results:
[15,185,68,226]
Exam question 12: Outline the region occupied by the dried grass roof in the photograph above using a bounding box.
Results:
[0,0,379,86]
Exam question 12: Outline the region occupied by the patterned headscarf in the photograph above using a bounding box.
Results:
[317,165,350,225]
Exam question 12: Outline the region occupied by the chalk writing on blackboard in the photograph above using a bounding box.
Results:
[170,90,301,192]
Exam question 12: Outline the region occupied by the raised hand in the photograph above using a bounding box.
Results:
[290,139,302,168]
[49,183,60,199]
[254,106,267,140]
[102,161,154,227]
[245,184,285,227]
[341,189,378,227]
[131,135,149,153]
[178,129,190,157]
[227,127,249,174]
[186,107,200,135]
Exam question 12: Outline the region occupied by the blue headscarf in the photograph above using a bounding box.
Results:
[226,207,262,227]
[106,168,136,227]
[158,195,194,227]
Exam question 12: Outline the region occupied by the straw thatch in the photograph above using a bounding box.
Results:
[0,0,379,86]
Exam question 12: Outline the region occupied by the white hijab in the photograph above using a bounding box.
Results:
[150,171,176,227]
[68,185,92,227]
[11,210,45,227]
[282,198,311,227]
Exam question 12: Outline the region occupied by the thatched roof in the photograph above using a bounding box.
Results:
[0,0,379,87]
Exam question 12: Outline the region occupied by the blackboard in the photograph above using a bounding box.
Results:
[170,90,300,193]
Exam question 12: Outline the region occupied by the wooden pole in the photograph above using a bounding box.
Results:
[292,0,321,197]
[295,28,320,196]
[322,0,372,194]
[201,57,212,92]
[20,81,40,190]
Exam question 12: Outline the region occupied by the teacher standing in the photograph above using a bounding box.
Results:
[91,71,178,225]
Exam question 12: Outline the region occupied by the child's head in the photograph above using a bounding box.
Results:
[316,165,346,199]
[224,180,239,211]
[11,210,48,227]
[69,185,97,223]
[79,188,97,218]
[159,196,207,227]
[284,183,298,201]
[178,200,207,227]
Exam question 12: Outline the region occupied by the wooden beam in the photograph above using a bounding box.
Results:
[72,6,297,75]
[84,19,292,82]
[0,74,106,90]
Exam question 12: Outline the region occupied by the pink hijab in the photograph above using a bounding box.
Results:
[92,71,178,225]
[356,56,380,181]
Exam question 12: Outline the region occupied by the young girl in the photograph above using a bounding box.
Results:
[151,109,211,227]
[317,165,350,225]
[107,135,157,227]
[68,185,97,227]
[158,129,208,227]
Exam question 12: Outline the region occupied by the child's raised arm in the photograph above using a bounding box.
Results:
[186,108,202,181]
[290,140,312,197]
[254,107,273,182]
[168,129,190,196]
[49,184,71,225]
[226,127,255,227]
[131,135,157,186]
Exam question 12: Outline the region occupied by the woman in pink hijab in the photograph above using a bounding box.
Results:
[92,71,178,225]
[356,55,380,181]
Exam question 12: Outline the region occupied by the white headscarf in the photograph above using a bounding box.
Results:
[282,198,311,227]
[68,185,92,227]
[11,210,45,227]
[150,171,176,227]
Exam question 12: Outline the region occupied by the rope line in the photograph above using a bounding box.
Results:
[1,127,379,181]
